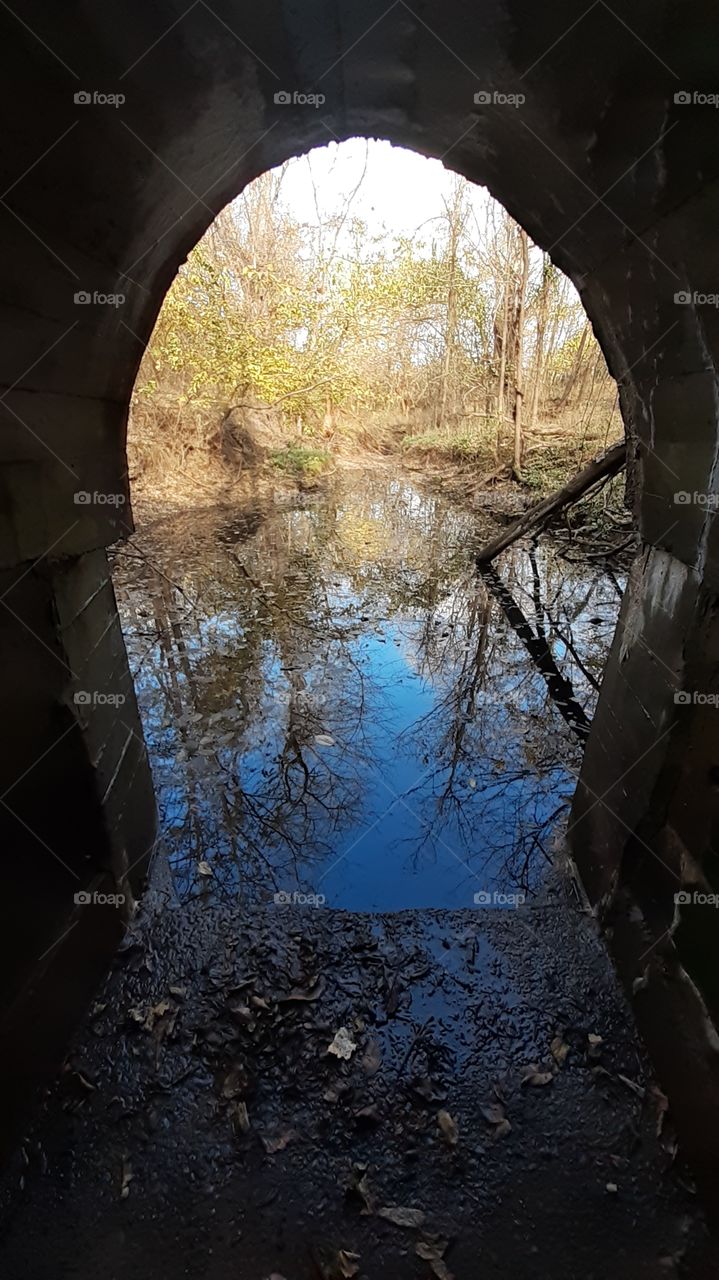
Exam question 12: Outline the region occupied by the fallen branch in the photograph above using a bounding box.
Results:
[476,440,626,563]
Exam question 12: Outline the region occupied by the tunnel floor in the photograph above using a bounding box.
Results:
[1,474,716,1275]
[0,867,714,1278]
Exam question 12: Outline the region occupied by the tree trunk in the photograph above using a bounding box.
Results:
[495,221,512,460]
[476,440,626,563]
[512,228,530,478]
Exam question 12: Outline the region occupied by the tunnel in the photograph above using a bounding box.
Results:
[1,0,719,1268]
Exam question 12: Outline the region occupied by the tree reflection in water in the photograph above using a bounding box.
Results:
[111,475,623,909]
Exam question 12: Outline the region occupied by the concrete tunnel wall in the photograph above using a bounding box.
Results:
[1,0,719,1189]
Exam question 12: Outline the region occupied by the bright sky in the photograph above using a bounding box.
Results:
[273,137,491,243]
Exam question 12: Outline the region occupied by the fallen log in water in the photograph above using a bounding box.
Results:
[476,440,626,563]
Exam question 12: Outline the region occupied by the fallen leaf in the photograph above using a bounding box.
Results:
[437,1110,459,1146]
[587,1032,603,1053]
[314,733,336,747]
[197,861,213,877]
[328,1027,357,1060]
[261,1126,297,1154]
[336,1250,361,1278]
[520,1064,554,1087]
[345,1164,376,1215]
[220,1065,250,1100]
[550,1036,570,1067]
[232,1101,251,1134]
[416,1239,453,1280]
[378,1205,426,1229]
[480,1101,505,1126]
[120,1157,133,1199]
[480,1100,511,1139]
[362,1037,382,1075]
[129,1000,172,1033]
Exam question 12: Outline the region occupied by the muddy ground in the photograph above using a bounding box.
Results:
[0,864,715,1279]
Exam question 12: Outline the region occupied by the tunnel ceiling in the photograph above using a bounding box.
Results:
[0,1,717,573]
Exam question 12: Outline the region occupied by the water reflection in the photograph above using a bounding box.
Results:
[112,475,623,910]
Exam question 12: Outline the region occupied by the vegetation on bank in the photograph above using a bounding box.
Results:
[127,145,622,500]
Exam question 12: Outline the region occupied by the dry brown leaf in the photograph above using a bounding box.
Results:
[232,1101,251,1134]
[416,1239,453,1280]
[437,1109,459,1146]
[550,1036,570,1067]
[345,1164,376,1215]
[520,1064,554,1087]
[221,1065,250,1099]
[480,1101,505,1126]
[378,1205,426,1229]
[362,1037,382,1075]
[337,1250,361,1278]
[261,1126,297,1154]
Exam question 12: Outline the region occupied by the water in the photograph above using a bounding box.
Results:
[112,472,624,910]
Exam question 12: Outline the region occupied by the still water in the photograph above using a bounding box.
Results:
[112,473,624,910]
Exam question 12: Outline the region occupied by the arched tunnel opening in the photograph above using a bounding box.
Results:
[1,3,719,1276]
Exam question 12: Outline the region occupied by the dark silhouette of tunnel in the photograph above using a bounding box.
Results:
[1,0,719,1197]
